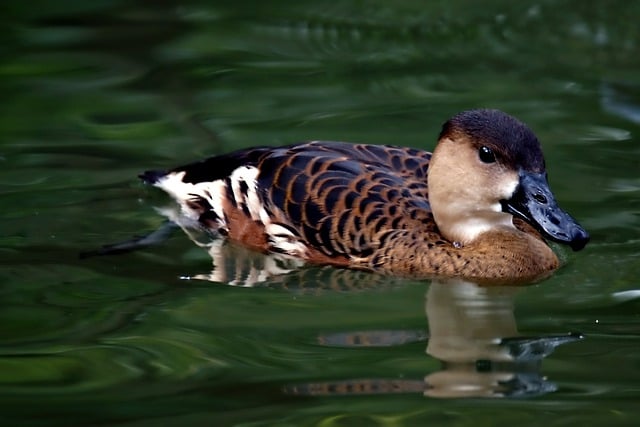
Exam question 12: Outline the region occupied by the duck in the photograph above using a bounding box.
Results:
[140,109,589,284]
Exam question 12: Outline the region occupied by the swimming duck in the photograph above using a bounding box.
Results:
[140,109,589,283]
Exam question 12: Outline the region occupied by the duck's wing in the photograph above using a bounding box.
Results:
[258,141,435,262]
[143,141,434,265]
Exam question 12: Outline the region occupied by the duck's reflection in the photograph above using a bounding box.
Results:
[82,207,401,290]
[85,217,582,398]
[291,279,582,399]
[423,280,581,398]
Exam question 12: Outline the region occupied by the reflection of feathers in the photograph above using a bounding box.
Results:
[283,373,558,399]
[158,203,408,289]
[285,379,426,397]
[196,238,406,291]
[83,204,407,290]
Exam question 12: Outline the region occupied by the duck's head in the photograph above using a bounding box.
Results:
[427,109,589,251]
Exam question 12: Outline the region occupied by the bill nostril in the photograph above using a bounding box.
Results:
[533,193,547,204]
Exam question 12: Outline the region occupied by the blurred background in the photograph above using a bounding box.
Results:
[1,1,639,426]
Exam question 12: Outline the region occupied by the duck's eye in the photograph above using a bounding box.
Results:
[478,146,496,163]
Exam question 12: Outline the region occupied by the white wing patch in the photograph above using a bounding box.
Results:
[229,166,263,221]
[154,171,226,227]
[153,166,310,259]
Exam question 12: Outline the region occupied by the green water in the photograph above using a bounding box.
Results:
[1,1,639,425]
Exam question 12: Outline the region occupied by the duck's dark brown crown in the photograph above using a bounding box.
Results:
[439,109,546,173]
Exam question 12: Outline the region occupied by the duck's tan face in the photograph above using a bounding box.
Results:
[428,110,589,250]
[428,135,520,245]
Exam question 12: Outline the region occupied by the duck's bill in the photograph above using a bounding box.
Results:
[501,172,589,251]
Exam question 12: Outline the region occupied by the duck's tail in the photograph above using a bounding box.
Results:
[139,169,167,185]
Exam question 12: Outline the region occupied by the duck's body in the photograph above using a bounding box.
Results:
[141,109,588,283]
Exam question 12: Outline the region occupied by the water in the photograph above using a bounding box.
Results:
[1,1,639,425]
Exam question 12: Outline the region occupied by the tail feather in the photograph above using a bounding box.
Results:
[139,170,167,185]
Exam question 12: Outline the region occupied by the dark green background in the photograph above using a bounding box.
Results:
[1,1,639,425]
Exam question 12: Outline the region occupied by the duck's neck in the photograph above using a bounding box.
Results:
[436,209,516,247]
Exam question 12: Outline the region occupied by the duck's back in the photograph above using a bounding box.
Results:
[142,141,435,265]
